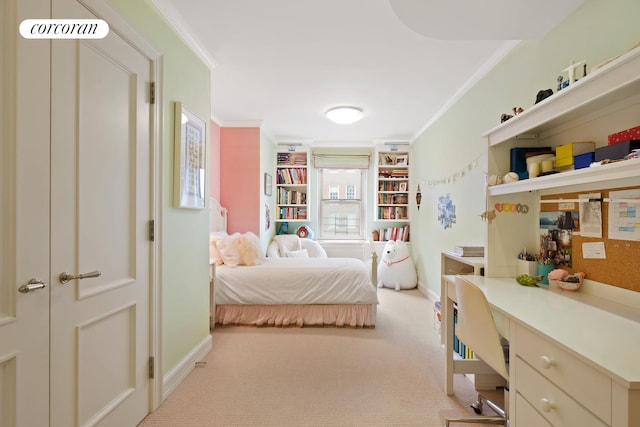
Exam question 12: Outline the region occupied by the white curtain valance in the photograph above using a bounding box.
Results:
[312,154,371,169]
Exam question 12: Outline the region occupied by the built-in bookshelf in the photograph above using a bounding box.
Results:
[275,146,309,222]
[374,145,410,225]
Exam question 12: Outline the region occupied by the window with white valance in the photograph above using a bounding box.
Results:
[313,150,371,240]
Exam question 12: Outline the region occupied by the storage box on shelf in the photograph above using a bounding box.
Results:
[275,146,309,222]
[374,145,410,222]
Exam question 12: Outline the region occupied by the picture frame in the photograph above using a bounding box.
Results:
[174,102,206,209]
[264,172,272,196]
[399,182,408,192]
[395,154,408,166]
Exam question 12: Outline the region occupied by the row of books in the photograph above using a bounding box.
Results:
[453,308,475,359]
[377,206,408,220]
[277,188,307,205]
[378,169,409,178]
[378,194,409,204]
[373,224,410,242]
[378,181,408,192]
[278,207,307,220]
[277,153,307,166]
[276,167,307,185]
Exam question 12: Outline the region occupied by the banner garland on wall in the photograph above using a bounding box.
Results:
[416,155,482,189]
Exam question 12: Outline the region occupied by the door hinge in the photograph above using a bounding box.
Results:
[148,356,155,379]
[150,82,155,104]
[149,219,155,242]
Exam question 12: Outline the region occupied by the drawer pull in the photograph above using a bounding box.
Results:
[541,355,555,369]
[540,398,556,412]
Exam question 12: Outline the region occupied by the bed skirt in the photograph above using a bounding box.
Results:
[214,304,376,328]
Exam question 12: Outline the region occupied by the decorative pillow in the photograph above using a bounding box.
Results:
[209,232,228,265]
[236,232,265,266]
[215,233,242,267]
[286,248,309,258]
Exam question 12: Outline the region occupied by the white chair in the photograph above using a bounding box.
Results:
[266,235,328,258]
[444,276,509,426]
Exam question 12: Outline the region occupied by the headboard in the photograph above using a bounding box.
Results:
[210,197,228,233]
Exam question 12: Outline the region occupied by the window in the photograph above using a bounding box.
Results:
[346,184,356,200]
[329,184,339,200]
[318,169,365,240]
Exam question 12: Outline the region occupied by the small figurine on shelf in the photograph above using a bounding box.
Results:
[500,113,513,123]
[513,107,524,115]
[278,221,289,235]
[558,59,586,91]
[535,89,553,104]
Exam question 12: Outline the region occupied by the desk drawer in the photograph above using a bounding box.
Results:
[515,393,552,427]
[516,358,607,427]
[516,325,611,423]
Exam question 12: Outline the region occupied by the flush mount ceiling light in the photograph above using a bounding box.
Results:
[325,106,364,124]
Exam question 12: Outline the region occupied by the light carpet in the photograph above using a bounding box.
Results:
[139,288,501,426]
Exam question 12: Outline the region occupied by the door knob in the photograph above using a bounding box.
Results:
[19,278,48,293]
[59,270,102,284]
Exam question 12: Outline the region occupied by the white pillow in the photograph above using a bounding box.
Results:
[236,232,265,266]
[215,233,241,267]
[286,248,309,258]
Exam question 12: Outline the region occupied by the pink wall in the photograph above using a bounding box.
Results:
[209,120,221,201]
[220,127,260,234]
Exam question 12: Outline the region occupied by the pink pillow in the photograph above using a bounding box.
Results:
[209,232,227,265]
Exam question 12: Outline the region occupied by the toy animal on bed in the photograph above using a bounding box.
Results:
[377,240,417,291]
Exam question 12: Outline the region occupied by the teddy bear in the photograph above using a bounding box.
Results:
[377,240,417,291]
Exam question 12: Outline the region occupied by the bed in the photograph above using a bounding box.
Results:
[209,198,379,328]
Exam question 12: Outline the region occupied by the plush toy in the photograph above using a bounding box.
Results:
[377,240,417,291]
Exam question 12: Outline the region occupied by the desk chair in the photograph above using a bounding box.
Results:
[444,277,509,426]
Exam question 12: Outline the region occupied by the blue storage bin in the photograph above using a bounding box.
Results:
[573,152,594,169]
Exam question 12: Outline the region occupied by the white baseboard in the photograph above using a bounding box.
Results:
[417,280,438,303]
[163,334,212,401]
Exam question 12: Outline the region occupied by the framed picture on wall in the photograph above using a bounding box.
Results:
[174,101,206,209]
[264,173,272,196]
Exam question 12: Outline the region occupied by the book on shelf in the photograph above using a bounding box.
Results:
[452,246,484,257]
[373,224,410,242]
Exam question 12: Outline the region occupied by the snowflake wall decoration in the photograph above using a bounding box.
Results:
[438,193,457,229]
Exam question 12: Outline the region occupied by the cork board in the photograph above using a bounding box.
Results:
[540,186,640,292]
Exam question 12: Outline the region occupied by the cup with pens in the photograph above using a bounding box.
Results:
[516,249,538,277]
[536,254,555,285]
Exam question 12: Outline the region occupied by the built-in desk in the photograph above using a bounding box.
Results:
[443,274,640,427]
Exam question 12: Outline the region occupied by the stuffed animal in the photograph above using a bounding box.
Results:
[377,240,417,291]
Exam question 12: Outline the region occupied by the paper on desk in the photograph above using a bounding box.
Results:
[582,242,606,259]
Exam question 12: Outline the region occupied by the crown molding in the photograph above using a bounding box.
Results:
[150,0,217,71]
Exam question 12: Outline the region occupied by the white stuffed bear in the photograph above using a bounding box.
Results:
[377,240,417,291]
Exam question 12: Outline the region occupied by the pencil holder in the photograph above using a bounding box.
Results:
[517,260,538,277]
[537,264,554,285]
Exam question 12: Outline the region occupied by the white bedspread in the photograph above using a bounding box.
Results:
[215,257,378,305]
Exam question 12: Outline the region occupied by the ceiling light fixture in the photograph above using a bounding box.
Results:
[325,106,364,124]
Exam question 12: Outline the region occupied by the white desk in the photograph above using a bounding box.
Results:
[443,275,640,427]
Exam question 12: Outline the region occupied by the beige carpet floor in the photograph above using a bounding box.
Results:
[139,288,502,426]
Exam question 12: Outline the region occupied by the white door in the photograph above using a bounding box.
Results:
[50,1,153,425]
[0,1,51,426]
